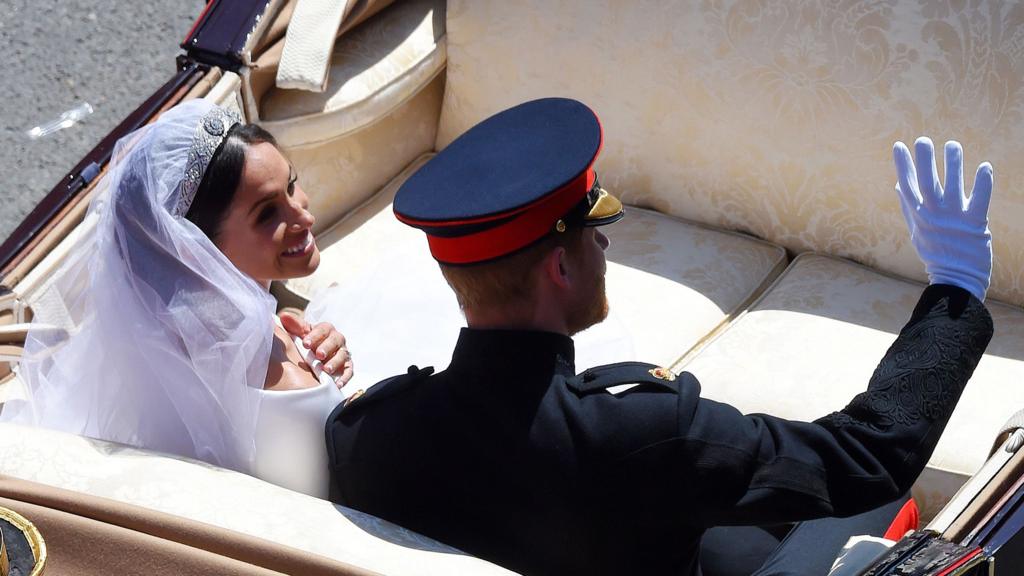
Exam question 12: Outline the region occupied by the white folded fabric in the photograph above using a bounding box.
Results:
[827,535,895,576]
[277,0,354,92]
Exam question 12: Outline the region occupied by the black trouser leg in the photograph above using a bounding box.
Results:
[700,525,784,576]
[752,495,910,576]
[700,494,910,576]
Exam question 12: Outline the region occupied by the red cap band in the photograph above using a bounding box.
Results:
[397,168,596,264]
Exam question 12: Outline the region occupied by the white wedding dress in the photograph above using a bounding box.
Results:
[252,319,346,499]
[252,377,342,499]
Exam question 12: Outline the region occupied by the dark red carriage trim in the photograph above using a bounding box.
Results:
[182,0,273,72]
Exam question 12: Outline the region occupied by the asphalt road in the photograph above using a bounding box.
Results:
[0,0,206,245]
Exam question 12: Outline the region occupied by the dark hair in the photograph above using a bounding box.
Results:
[185,123,279,241]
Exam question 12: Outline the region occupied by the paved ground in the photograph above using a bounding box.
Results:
[0,0,205,244]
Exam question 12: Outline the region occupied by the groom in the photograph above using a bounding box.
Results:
[325,98,994,575]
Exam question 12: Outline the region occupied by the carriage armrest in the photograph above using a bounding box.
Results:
[0,323,31,346]
[927,429,1024,538]
[0,323,66,347]
[0,344,22,362]
[0,325,29,395]
[0,343,23,403]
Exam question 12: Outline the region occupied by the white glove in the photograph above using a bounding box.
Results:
[893,137,993,301]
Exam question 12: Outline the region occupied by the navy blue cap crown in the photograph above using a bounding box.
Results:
[394,97,622,264]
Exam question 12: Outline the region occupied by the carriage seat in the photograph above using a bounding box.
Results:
[284,0,1024,523]
[283,153,788,385]
[678,254,1024,519]
[0,422,514,575]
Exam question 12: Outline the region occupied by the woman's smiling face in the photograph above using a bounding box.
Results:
[214,141,321,286]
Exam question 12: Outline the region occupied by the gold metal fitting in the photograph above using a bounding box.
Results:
[555,220,567,233]
[0,506,46,576]
[1,524,8,576]
[649,367,677,382]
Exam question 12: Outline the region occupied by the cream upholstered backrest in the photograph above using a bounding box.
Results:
[437,0,1024,307]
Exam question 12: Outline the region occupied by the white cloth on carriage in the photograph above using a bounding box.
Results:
[304,241,639,390]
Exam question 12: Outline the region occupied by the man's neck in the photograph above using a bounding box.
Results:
[463,302,570,336]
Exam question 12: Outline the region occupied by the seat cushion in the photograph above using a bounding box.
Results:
[286,154,787,387]
[677,253,1024,519]
[0,423,514,575]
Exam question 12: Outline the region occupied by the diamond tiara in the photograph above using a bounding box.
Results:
[172,106,243,218]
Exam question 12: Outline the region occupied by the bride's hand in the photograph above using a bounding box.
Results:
[279,313,354,388]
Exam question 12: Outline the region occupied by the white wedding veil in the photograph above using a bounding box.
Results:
[1,99,276,472]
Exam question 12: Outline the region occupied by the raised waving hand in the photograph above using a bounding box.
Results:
[893,137,993,301]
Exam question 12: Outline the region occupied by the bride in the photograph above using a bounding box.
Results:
[1,99,351,498]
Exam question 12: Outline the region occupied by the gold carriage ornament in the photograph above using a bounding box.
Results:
[0,506,46,576]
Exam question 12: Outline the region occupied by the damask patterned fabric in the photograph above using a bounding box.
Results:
[678,254,1024,520]
[286,154,788,370]
[0,423,515,575]
[437,0,1024,307]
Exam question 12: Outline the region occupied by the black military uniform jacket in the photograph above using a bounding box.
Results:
[326,285,993,576]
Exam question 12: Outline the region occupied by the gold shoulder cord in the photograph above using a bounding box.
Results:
[0,507,46,576]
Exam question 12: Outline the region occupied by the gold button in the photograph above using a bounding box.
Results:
[648,367,676,382]
[344,389,366,406]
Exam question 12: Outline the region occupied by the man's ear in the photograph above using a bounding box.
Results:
[540,246,571,290]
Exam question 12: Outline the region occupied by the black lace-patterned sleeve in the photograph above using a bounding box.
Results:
[814,284,994,502]
[820,284,992,429]
[621,283,995,527]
